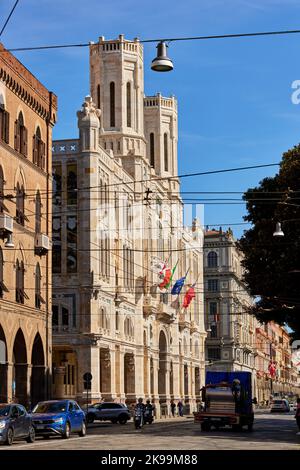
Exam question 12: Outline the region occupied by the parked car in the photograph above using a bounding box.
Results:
[0,404,35,446]
[85,402,131,424]
[270,399,290,413]
[31,400,86,439]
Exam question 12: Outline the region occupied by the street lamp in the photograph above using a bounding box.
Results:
[151,42,174,72]
[273,222,284,237]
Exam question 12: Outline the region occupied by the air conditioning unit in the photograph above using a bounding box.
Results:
[35,233,50,252]
[0,214,13,233]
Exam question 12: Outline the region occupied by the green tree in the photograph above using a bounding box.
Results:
[238,144,300,337]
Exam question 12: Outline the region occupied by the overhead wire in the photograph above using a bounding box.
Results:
[3,27,300,52]
[0,0,20,38]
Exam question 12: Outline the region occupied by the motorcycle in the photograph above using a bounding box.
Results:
[134,407,144,429]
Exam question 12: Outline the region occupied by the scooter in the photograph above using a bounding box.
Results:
[134,407,144,429]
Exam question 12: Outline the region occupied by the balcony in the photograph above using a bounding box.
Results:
[143,295,158,317]
[156,303,175,324]
[178,313,190,331]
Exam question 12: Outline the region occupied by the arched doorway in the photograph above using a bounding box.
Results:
[158,331,167,398]
[0,325,7,402]
[12,329,28,405]
[31,333,45,407]
[124,353,135,397]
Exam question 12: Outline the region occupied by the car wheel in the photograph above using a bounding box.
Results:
[87,413,95,424]
[79,421,86,437]
[62,422,71,439]
[119,415,128,425]
[5,428,14,446]
[26,426,35,443]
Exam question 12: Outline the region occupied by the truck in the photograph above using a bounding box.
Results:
[194,371,254,432]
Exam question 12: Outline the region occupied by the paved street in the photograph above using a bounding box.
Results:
[2,411,299,451]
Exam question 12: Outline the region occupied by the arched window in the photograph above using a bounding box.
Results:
[164,133,168,171]
[35,263,41,309]
[126,82,131,128]
[0,247,3,298]
[0,97,9,144]
[35,190,41,233]
[16,183,25,225]
[110,82,115,127]
[14,112,27,156]
[16,259,25,304]
[207,251,218,268]
[150,133,155,168]
[97,84,101,109]
[0,166,5,213]
[33,126,45,169]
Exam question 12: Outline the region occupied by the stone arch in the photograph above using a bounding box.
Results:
[0,324,7,402]
[12,328,28,405]
[0,89,6,107]
[158,330,168,397]
[31,332,46,406]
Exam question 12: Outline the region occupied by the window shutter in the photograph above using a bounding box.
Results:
[4,111,9,144]
[40,140,46,169]
[14,120,20,151]
[22,127,28,157]
[33,135,37,164]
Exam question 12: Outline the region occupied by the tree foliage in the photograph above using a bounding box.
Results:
[238,144,300,337]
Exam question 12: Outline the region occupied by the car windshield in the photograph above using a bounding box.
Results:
[273,400,284,404]
[0,405,10,417]
[32,402,67,413]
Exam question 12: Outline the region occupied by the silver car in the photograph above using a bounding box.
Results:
[270,399,290,413]
[85,402,131,424]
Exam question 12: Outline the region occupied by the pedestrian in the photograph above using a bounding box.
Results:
[177,400,183,417]
[295,398,300,435]
[170,400,176,417]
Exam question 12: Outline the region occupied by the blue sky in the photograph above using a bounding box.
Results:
[1,0,300,237]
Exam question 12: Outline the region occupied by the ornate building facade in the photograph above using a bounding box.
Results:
[0,43,57,406]
[51,36,206,415]
[204,228,256,388]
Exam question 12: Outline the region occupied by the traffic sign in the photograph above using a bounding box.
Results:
[83,372,92,382]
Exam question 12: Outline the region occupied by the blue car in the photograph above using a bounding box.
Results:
[0,404,35,446]
[31,400,86,439]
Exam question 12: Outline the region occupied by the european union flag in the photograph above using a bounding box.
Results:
[171,277,186,295]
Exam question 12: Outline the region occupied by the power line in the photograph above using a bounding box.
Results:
[3,28,300,53]
[0,162,280,193]
[0,0,20,38]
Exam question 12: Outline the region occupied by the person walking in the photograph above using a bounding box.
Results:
[295,398,300,435]
[170,400,176,417]
[177,400,183,417]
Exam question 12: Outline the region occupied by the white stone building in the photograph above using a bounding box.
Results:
[51,35,206,415]
[204,228,256,385]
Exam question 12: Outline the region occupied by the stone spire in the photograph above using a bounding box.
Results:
[77,95,101,151]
